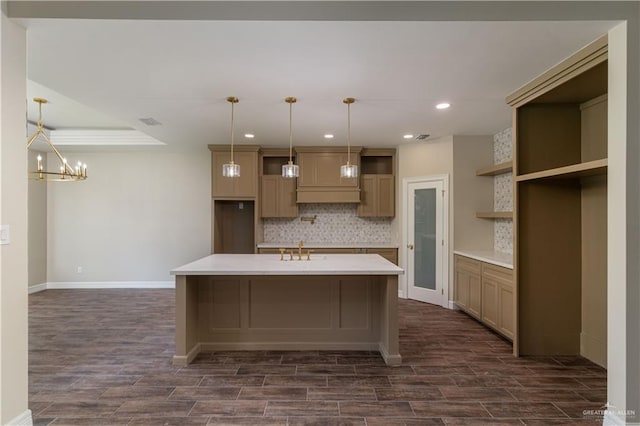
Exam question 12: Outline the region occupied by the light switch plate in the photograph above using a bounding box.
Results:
[0,225,9,245]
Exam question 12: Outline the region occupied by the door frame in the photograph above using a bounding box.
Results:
[401,175,450,308]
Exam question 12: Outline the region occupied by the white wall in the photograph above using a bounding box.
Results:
[28,150,47,287]
[452,135,494,252]
[0,13,29,424]
[47,151,211,284]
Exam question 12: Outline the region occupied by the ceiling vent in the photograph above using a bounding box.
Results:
[415,134,430,140]
[138,117,162,126]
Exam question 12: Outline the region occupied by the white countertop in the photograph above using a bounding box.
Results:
[257,242,399,249]
[172,254,405,276]
[453,250,513,269]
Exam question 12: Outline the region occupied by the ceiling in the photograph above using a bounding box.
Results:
[17,15,615,151]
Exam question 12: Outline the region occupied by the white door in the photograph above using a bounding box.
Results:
[407,179,446,306]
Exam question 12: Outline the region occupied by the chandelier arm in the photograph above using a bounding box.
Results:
[26,129,42,148]
[39,132,76,175]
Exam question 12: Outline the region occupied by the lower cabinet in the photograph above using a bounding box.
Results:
[454,256,482,319]
[455,254,514,340]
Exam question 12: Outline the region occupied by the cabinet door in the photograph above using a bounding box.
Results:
[298,152,358,188]
[377,175,395,217]
[468,273,482,319]
[498,282,515,339]
[481,277,499,329]
[357,175,377,217]
[212,151,258,198]
[278,177,298,218]
[455,269,470,310]
[260,176,279,217]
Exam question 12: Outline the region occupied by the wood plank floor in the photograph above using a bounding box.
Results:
[29,289,606,425]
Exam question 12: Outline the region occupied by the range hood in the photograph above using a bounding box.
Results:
[294,147,361,204]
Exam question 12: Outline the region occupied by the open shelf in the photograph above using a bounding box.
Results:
[476,211,513,219]
[516,158,607,182]
[476,161,513,176]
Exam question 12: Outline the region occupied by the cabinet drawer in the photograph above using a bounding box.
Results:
[455,255,481,275]
[482,263,513,284]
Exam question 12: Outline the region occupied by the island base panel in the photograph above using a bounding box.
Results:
[173,274,401,366]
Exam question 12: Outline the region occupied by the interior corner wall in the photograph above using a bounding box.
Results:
[451,135,494,252]
[46,151,211,283]
[396,136,454,297]
[28,150,46,287]
[0,12,29,425]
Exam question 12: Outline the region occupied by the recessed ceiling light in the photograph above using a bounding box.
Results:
[403,134,414,139]
[244,133,255,138]
[436,102,451,110]
[324,134,334,139]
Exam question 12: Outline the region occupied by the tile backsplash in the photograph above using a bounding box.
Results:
[263,204,392,243]
[494,127,513,255]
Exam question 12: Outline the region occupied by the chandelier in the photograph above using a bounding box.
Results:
[282,97,299,178]
[26,98,87,181]
[222,96,240,177]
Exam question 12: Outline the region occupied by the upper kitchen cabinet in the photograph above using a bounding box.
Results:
[507,34,608,365]
[260,149,298,218]
[296,147,361,203]
[358,148,396,218]
[209,145,260,198]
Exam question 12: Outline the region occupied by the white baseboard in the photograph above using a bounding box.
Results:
[580,331,607,368]
[448,300,460,310]
[35,281,174,291]
[28,283,47,294]
[7,409,32,426]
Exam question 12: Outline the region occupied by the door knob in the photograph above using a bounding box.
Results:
[407,244,414,250]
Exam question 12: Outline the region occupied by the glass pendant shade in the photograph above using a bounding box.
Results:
[282,161,299,178]
[222,161,240,177]
[340,163,358,178]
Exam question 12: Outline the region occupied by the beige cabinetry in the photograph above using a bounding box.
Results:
[258,247,398,265]
[209,145,259,198]
[358,149,396,218]
[481,263,514,339]
[455,254,513,340]
[359,175,395,217]
[454,255,481,319]
[295,147,361,203]
[260,150,298,218]
[507,35,607,362]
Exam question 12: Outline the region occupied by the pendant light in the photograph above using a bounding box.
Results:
[26,98,87,181]
[340,97,358,178]
[222,96,240,177]
[282,97,299,178]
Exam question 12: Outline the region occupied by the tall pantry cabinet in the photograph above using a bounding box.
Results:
[507,35,608,366]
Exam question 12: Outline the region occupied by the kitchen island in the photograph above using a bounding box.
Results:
[170,253,404,366]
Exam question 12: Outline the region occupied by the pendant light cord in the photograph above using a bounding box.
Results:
[289,100,293,162]
[347,101,351,165]
[230,100,235,164]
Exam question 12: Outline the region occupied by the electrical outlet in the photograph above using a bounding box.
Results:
[76,266,83,274]
[0,225,10,245]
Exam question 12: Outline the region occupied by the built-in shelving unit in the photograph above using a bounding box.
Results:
[475,161,513,220]
[515,158,607,182]
[476,211,513,219]
[476,161,513,177]
[507,34,608,364]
